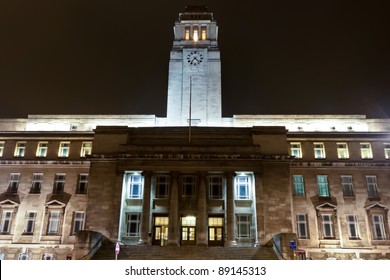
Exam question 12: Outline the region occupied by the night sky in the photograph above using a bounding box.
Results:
[1,1,389,118]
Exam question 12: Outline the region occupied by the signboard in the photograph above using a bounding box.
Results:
[289,240,296,250]
[115,242,120,255]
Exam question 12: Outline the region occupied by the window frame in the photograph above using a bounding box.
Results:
[296,214,309,239]
[346,214,360,240]
[235,175,251,200]
[337,143,349,159]
[0,141,4,157]
[36,141,48,157]
[7,173,20,193]
[293,175,305,196]
[321,213,334,239]
[71,211,85,235]
[290,142,302,158]
[125,213,141,237]
[155,175,170,199]
[208,175,223,199]
[360,143,373,159]
[76,173,89,194]
[0,210,13,234]
[23,211,37,235]
[14,141,26,157]
[236,214,251,238]
[127,174,144,199]
[341,175,354,197]
[317,175,330,197]
[30,173,43,194]
[53,173,66,194]
[313,142,326,159]
[366,175,379,199]
[182,175,196,198]
[58,141,70,158]
[47,210,61,235]
[80,142,92,157]
[384,143,390,159]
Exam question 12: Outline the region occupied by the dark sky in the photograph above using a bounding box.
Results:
[1,0,389,118]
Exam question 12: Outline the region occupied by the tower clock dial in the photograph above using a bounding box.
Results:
[187,51,203,66]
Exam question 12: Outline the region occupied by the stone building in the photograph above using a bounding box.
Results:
[0,6,389,260]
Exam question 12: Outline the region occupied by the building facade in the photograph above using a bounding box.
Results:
[0,6,389,260]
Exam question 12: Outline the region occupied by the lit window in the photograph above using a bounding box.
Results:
[366,176,379,198]
[76,174,88,194]
[23,212,37,234]
[296,214,309,239]
[7,173,20,193]
[208,217,223,242]
[209,175,223,199]
[14,141,26,157]
[30,173,43,194]
[58,142,70,157]
[372,214,386,240]
[235,175,250,199]
[0,211,13,234]
[125,213,141,237]
[360,143,373,159]
[321,214,334,238]
[341,175,354,197]
[384,143,390,159]
[236,214,251,238]
[182,175,196,197]
[317,175,329,197]
[0,141,4,157]
[185,26,190,40]
[347,215,360,239]
[313,143,326,159]
[53,173,66,194]
[80,142,92,157]
[36,142,48,157]
[201,26,207,40]
[72,211,85,235]
[155,175,169,198]
[193,27,199,42]
[47,211,60,235]
[293,175,305,196]
[290,142,302,158]
[337,143,349,159]
[127,174,144,199]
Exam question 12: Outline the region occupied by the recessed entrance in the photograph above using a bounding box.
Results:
[208,216,224,246]
[152,216,168,246]
[181,216,196,245]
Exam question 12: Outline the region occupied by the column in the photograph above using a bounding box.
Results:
[254,172,265,245]
[197,172,208,246]
[138,171,152,245]
[252,172,259,247]
[167,172,179,246]
[226,172,237,246]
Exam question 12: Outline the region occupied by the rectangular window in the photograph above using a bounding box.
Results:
[201,26,207,40]
[184,26,190,40]
[347,215,359,239]
[47,211,60,235]
[58,142,70,157]
[0,141,4,157]
[372,214,386,240]
[182,175,196,197]
[384,143,390,159]
[128,174,143,199]
[314,143,326,159]
[366,176,379,198]
[360,143,373,159]
[209,175,223,199]
[296,214,308,239]
[236,214,251,238]
[341,175,354,197]
[293,175,305,196]
[30,173,43,194]
[7,173,20,193]
[290,142,302,158]
[337,143,349,159]
[24,212,37,234]
[321,214,334,238]
[0,211,13,234]
[18,253,29,260]
[317,175,330,197]
[72,211,85,235]
[42,253,54,260]
[235,175,250,199]
[53,173,66,194]
[14,141,26,157]
[80,142,92,157]
[192,27,199,41]
[155,175,169,198]
[76,174,88,194]
[36,142,48,157]
[126,213,141,237]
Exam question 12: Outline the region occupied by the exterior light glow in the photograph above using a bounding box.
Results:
[193,30,199,42]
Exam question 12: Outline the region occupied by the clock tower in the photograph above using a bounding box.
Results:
[166,6,222,126]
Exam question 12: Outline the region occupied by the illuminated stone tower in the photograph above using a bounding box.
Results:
[166,6,222,126]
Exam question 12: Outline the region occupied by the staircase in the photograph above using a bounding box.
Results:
[91,242,280,260]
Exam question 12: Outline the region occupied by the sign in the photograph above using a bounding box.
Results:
[115,242,120,255]
[289,240,296,250]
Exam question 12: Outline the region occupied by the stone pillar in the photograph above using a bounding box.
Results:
[226,172,237,246]
[197,172,208,246]
[167,172,179,246]
[138,171,152,245]
[252,172,260,247]
[254,172,265,245]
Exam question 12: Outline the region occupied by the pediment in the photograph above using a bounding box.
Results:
[0,193,20,206]
[364,202,388,211]
[45,193,71,207]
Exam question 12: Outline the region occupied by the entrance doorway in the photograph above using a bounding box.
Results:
[152,216,168,246]
[208,216,224,246]
[181,216,196,245]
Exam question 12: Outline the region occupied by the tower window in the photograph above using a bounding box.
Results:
[185,26,190,40]
[201,26,207,40]
[193,27,199,42]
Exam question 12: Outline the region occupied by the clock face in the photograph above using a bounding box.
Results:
[187,51,203,66]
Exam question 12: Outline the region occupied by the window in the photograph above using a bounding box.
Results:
[23,212,37,234]
[317,175,330,197]
[193,27,199,42]
[80,142,92,157]
[296,214,309,239]
[47,211,61,235]
[236,214,251,238]
[347,215,360,239]
[58,142,70,157]
[321,214,334,238]
[235,175,250,199]
[76,174,88,194]
[155,175,169,198]
[36,142,48,157]
[0,252,4,260]
[7,173,20,193]
[384,143,390,159]
[0,211,13,234]
[360,143,373,159]
[128,174,143,199]
[366,176,379,198]
[209,175,223,199]
[14,141,26,157]
[201,26,207,40]
[184,26,190,40]
[337,143,349,159]
[30,173,43,194]
[182,175,196,197]
[341,175,354,197]
[125,213,141,237]
[18,253,29,260]
[314,143,326,159]
[72,211,85,235]
[0,141,4,157]
[290,142,302,158]
[42,253,54,260]
[293,175,305,196]
[53,174,66,194]
[372,214,386,240]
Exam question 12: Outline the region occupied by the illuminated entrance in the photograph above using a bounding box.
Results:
[208,216,224,246]
[181,216,196,245]
[153,216,168,246]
